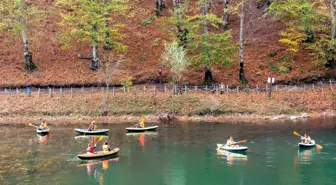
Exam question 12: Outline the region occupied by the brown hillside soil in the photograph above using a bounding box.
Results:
[0,90,334,125]
[0,0,334,86]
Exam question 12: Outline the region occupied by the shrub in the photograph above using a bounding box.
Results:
[141,15,157,25]
[268,52,277,57]
[268,63,277,72]
[279,65,290,73]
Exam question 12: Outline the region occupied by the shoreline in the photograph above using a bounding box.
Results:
[0,111,335,125]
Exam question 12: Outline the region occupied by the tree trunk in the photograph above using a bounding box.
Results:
[103,0,112,50]
[91,22,99,71]
[155,0,165,15]
[331,0,336,40]
[202,2,209,34]
[239,0,247,83]
[222,0,229,30]
[326,0,336,68]
[19,0,36,72]
[91,41,99,71]
[204,66,213,83]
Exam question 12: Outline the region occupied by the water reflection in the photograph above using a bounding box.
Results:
[294,148,316,165]
[126,132,158,148]
[78,157,119,185]
[74,135,109,141]
[217,150,248,165]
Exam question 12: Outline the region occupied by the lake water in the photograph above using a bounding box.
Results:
[1,118,336,185]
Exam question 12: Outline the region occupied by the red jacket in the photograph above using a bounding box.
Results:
[87,146,95,153]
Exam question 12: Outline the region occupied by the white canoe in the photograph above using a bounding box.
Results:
[74,128,109,135]
[36,128,50,134]
[217,144,248,151]
[74,135,109,140]
[126,126,158,132]
[298,140,315,148]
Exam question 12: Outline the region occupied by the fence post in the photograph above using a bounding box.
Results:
[4,88,7,95]
[216,86,219,95]
[154,86,156,94]
[184,85,187,94]
[226,85,229,93]
[60,87,62,96]
[70,87,73,98]
[330,79,334,91]
[312,84,316,93]
[236,86,239,94]
[16,88,19,95]
[164,84,167,93]
[143,86,146,94]
[205,86,208,94]
[303,84,306,91]
[48,88,52,97]
[112,86,115,96]
[256,85,259,94]
[38,88,40,97]
[195,86,197,93]
[82,86,84,94]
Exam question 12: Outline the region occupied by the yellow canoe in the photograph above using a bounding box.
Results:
[77,148,120,160]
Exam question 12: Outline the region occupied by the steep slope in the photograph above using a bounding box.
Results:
[0,0,333,86]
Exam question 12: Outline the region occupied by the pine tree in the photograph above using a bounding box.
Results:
[57,0,129,71]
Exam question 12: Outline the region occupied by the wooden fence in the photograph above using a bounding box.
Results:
[0,80,335,97]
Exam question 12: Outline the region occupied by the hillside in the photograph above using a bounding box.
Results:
[0,0,334,87]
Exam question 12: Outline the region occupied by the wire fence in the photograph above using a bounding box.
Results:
[0,80,335,97]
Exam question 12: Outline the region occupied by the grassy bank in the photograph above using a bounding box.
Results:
[0,90,335,124]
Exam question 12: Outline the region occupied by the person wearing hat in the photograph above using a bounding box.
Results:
[87,143,96,154]
[226,136,236,147]
[88,121,96,131]
[301,134,312,144]
[38,120,48,131]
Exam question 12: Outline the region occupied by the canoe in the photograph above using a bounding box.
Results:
[77,148,120,160]
[36,128,50,135]
[74,128,109,135]
[126,126,158,132]
[298,140,315,148]
[217,144,248,152]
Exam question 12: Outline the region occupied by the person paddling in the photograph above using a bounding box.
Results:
[103,142,111,152]
[88,121,96,131]
[38,120,48,131]
[226,136,237,147]
[134,117,145,128]
[87,143,96,154]
[301,134,312,144]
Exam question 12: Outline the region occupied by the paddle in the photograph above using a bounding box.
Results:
[293,131,322,149]
[95,136,105,145]
[29,123,38,128]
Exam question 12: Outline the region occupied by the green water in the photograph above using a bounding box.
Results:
[1,118,336,185]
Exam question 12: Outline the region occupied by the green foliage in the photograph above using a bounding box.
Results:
[188,31,237,67]
[279,65,290,73]
[56,0,129,52]
[267,0,326,52]
[165,0,237,69]
[141,15,157,25]
[139,55,147,61]
[162,41,189,83]
[152,38,160,46]
[268,63,277,72]
[268,52,277,58]
[279,54,294,62]
[121,77,133,92]
[0,0,43,37]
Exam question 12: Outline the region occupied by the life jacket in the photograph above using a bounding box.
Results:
[103,145,109,151]
[87,146,94,153]
[93,125,97,130]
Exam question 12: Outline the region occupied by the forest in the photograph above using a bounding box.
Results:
[0,0,335,86]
